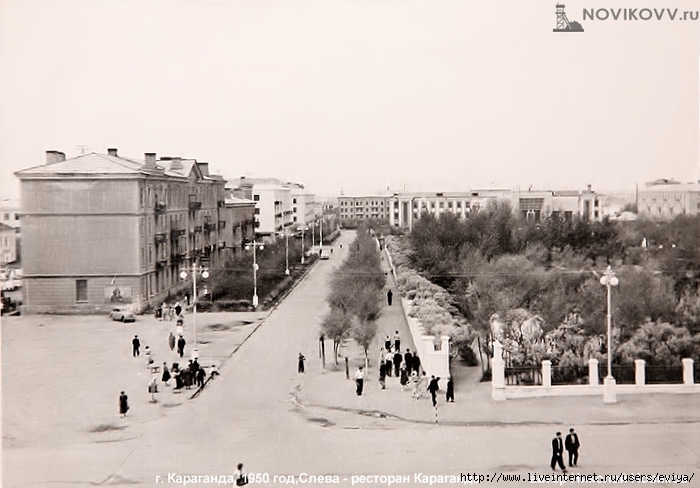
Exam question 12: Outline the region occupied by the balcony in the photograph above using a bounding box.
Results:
[170,229,186,239]
[154,233,167,244]
[156,257,169,268]
[203,222,215,232]
[155,202,166,213]
[188,201,202,211]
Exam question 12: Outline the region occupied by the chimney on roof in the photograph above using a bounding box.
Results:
[587,184,592,192]
[171,157,183,170]
[144,153,157,168]
[107,148,118,157]
[45,150,66,165]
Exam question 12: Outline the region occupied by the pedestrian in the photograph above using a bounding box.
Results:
[119,391,129,418]
[210,364,220,379]
[384,334,392,351]
[385,350,394,377]
[157,303,164,321]
[428,375,440,407]
[162,363,171,385]
[174,301,182,316]
[412,354,421,375]
[393,349,402,377]
[404,349,413,370]
[410,370,419,397]
[132,335,140,357]
[177,335,186,358]
[355,366,365,396]
[144,345,152,367]
[148,374,158,401]
[393,331,401,352]
[399,365,409,391]
[379,360,387,389]
[298,353,306,373]
[446,377,455,402]
[415,371,427,399]
[386,289,393,306]
[551,432,567,473]
[196,367,206,388]
[565,428,581,467]
[234,463,248,486]
[176,316,184,337]
[168,332,176,351]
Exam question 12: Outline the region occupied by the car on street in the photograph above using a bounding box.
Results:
[109,308,135,322]
[319,253,330,260]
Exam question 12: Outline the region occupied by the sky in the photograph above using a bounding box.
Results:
[1,0,699,200]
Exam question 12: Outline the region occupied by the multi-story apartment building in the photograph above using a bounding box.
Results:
[637,179,700,220]
[15,149,253,314]
[342,186,602,230]
[229,177,314,240]
[338,194,392,224]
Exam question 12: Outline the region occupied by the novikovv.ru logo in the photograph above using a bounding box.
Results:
[553,4,584,32]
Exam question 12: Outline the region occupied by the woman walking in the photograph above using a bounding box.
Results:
[119,391,129,418]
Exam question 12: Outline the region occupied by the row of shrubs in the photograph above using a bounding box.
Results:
[385,236,479,366]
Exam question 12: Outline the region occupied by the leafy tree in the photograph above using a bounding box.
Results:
[618,321,699,366]
[321,308,353,365]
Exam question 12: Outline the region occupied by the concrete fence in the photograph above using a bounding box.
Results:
[491,341,700,401]
[384,248,450,379]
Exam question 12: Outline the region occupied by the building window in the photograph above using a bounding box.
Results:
[253,195,260,201]
[254,208,260,215]
[3,213,8,220]
[76,279,88,302]
[293,198,297,204]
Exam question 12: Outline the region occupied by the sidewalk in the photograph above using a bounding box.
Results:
[297,247,700,427]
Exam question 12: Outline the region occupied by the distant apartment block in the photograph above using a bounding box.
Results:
[341,186,602,230]
[638,179,700,220]
[229,177,315,240]
[15,149,254,314]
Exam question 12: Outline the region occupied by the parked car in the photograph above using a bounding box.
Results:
[320,253,330,260]
[109,308,135,322]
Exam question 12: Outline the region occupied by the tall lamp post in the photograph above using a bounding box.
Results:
[600,265,619,404]
[299,226,308,264]
[179,262,209,360]
[284,229,290,276]
[245,240,264,308]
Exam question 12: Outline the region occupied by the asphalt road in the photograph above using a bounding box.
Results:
[4,229,700,487]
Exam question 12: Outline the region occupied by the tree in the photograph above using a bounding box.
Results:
[351,317,378,369]
[321,308,352,365]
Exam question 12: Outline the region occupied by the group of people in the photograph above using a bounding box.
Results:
[551,428,582,473]
[155,301,183,321]
[162,359,210,390]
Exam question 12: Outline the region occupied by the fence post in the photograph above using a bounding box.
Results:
[491,341,506,402]
[682,358,694,385]
[588,358,599,386]
[634,359,646,386]
[542,360,552,387]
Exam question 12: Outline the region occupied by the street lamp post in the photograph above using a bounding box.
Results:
[285,230,290,276]
[310,221,315,252]
[245,240,264,308]
[600,265,619,404]
[300,226,308,264]
[179,262,209,360]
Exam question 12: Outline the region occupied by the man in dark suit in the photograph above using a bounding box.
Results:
[550,432,567,473]
[393,350,403,377]
[565,428,581,467]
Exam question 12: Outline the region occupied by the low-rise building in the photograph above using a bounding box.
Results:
[637,179,700,220]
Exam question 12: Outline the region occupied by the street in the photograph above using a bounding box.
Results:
[3,230,700,487]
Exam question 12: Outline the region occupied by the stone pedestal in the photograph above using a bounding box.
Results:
[682,358,694,385]
[588,358,599,386]
[634,359,645,386]
[491,341,506,402]
[603,376,617,404]
[542,360,552,387]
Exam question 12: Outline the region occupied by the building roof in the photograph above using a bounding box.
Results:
[16,152,151,176]
[225,196,256,206]
[16,152,224,183]
[640,182,700,192]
